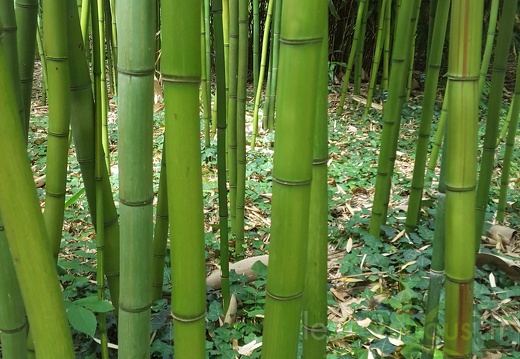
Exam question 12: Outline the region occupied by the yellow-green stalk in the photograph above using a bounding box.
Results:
[162,1,206,357]
[444,1,482,356]
[260,0,325,356]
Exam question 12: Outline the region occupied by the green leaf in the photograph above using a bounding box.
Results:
[371,337,396,355]
[74,296,114,313]
[67,303,97,337]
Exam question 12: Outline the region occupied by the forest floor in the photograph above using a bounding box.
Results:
[26,66,520,358]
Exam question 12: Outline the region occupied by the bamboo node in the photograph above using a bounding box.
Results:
[266,290,303,301]
[171,311,206,323]
[272,176,312,186]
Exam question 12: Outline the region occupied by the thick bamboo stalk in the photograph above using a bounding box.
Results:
[43,0,73,258]
[444,1,482,356]
[0,26,75,358]
[116,0,155,356]
[475,0,517,245]
[260,0,324,356]
[162,1,206,357]
[302,11,329,358]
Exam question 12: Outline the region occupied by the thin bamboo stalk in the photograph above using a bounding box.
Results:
[354,0,369,95]
[369,0,419,237]
[66,0,120,311]
[405,0,450,232]
[213,0,231,309]
[336,0,367,115]
[475,0,517,246]
[266,0,282,130]
[235,0,248,256]
[496,56,520,223]
[251,0,274,147]
[14,0,38,136]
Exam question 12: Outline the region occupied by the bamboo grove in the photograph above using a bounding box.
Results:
[0,0,518,358]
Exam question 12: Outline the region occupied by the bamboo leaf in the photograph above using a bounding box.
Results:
[67,304,96,337]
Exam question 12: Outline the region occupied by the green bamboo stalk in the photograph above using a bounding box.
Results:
[0,216,28,359]
[151,151,169,301]
[266,0,282,131]
[15,0,38,136]
[381,0,391,91]
[369,0,419,237]
[117,0,155,356]
[66,0,120,312]
[496,56,520,223]
[235,0,248,257]
[475,0,517,247]
[213,0,231,309]
[363,0,387,117]
[497,99,515,145]
[201,6,211,148]
[36,17,48,106]
[425,0,437,65]
[443,1,482,356]
[353,0,369,95]
[478,0,499,98]
[336,0,366,115]
[0,25,75,358]
[228,0,239,237]
[405,0,421,101]
[204,0,212,136]
[421,143,447,359]
[94,15,109,355]
[92,0,110,172]
[0,0,25,134]
[262,39,273,130]
[251,0,274,146]
[260,0,324,356]
[42,0,72,258]
[108,0,118,95]
[302,10,329,357]
[405,0,450,232]
[80,0,90,48]
[0,7,29,357]
[162,1,206,357]
[223,0,229,106]
[426,88,447,181]
[253,0,260,98]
